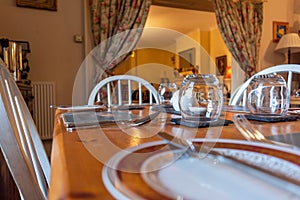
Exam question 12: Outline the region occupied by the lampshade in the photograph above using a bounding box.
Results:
[275,33,300,64]
[275,33,300,53]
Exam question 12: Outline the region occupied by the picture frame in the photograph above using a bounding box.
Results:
[216,55,227,75]
[16,0,57,11]
[178,48,195,72]
[273,21,289,42]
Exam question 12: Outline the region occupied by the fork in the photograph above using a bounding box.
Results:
[231,114,299,150]
[129,111,161,127]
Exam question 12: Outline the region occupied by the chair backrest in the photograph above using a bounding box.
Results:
[229,64,300,107]
[0,64,50,199]
[88,75,160,106]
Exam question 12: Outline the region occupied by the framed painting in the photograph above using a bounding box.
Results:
[178,48,195,72]
[273,21,289,42]
[216,55,227,75]
[16,0,57,11]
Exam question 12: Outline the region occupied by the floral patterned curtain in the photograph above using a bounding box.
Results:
[89,0,151,80]
[212,0,264,79]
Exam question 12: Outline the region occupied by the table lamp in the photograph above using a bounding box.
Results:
[275,33,300,64]
[225,66,232,79]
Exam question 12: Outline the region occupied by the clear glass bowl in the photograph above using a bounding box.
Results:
[158,82,178,104]
[247,74,289,115]
[178,74,223,122]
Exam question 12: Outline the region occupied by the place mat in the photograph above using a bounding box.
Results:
[245,114,298,123]
[222,105,250,113]
[61,111,139,128]
[170,117,232,128]
[55,105,107,112]
[112,105,145,110]
[151,105,181,115]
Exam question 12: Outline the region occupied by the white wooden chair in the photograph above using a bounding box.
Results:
[0,63,50,199]
[229,64,300,107]
[88,75,160,107]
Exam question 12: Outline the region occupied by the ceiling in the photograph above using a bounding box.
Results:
[145,5,217,33]
[138,1,217,48]
[152,0,214,12]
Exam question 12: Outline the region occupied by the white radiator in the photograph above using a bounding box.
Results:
[32,82,56,140]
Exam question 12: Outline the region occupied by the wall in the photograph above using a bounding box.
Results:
[210,28,231,67]
[176,29,217,74]
[292,1,300,64]
[0,0,84,105]
[260,0,295,69]
[210,28,232,91]
[114,27,230,85]
[114,48,178,84]
[134,48,177,84]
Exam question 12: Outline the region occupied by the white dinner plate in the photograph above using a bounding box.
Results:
[102,139,300,200]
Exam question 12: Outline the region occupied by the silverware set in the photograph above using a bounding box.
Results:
[65,110,161,132]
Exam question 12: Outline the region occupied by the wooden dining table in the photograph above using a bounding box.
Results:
[291,96,300,107]
[48,106,300,200]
